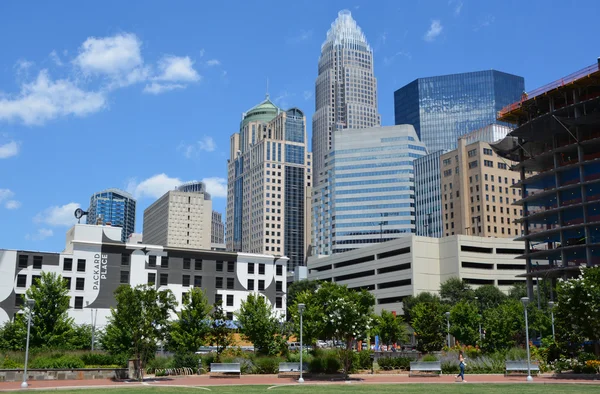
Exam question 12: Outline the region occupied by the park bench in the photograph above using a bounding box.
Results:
[210,363,241,377]
[278,362,306,377]
[505,360,540,376]
[409,361,442,377]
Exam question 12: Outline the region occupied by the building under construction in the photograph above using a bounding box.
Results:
[492,58,600,298]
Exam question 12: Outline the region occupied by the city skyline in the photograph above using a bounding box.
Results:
[1,0,599,252]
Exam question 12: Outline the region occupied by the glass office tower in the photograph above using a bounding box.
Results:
[394,70,524,153]
[87,188,136,242]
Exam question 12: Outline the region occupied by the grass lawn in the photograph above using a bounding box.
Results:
[30,385,600,394]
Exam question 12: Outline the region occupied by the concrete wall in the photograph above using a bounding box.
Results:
[0,368,127,382]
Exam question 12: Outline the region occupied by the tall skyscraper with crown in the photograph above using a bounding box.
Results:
[312,10,381,184]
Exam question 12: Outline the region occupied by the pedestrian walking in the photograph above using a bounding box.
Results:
[456,351,467,383]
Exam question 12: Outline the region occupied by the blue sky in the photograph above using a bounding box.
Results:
[1,0,598,252]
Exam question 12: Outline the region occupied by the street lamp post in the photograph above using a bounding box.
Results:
[445,311,451,348]
[298,303,305,384]
[87,301,98,351]
[478,314,483,344]
[21,299,35,388]
[521,297,533,382]
[548,301,556,341]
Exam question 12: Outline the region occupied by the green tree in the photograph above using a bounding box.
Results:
[555,267,600,356]
[481,299,524,352]
[374,310,408,347]
[68,324,94,350]
[402,292,441,324]
[440,277,474,305]
[101,285,176,379]
[167,288,212,353]
[410,301,446,352]
[286,279,319,319]
[474,285,507,310]
[208,300,233,362]
[236,293,288,356]
[0,318,26,351]
[449,300,480,346]
[25,272,74,348]
[508,283,528,300]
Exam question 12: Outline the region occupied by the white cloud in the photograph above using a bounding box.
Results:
[179,136,217,158]
[74,33,143,76]
[450,1,463,16]
[49,50,63,66]
[143,83,186,95]
[34,202,80,227]
[15,59,34,74]
[0,189,14,202]
[5,200,21,210]
[127,173,182,199]
[0,70,106,125]
[198,136,216,152]
[202,177,227,198]
[205,59,221,67]
[26,228,53,241]
[0,141,19,158]
[303,91,313,100]
[155,56,200,82]
[424,20,443,42]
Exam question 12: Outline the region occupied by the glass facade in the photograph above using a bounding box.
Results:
[86,189,136,242]
[414,150,448,237]
[313,125,425,255]
[394,70,524,153]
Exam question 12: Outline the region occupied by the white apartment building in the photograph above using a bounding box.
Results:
[308,235,526,314]
[143,181,212,249]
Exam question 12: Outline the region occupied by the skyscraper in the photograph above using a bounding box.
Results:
[313,125,426,255]
[394,70,524,153]
[226,96,311,272]
[312,9,380,184]
[142,181,212,249]
[86,188,136,242]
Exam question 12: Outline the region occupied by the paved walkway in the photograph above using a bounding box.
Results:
[1,373,599,391]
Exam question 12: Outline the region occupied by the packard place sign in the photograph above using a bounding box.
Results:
[92,253,108,290]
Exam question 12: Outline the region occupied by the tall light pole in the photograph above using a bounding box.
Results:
[445,311,451,348]
[87,301,98,351]
[21,299,35,388]
[521,297,533,382]
[298,303,305,384]
[548,301,556,341]
[478,314,483,344]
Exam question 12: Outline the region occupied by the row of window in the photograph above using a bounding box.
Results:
[146,272,284,291]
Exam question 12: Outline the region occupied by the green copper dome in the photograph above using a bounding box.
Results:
[241,95,281,128]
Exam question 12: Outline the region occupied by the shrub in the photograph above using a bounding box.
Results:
[79,352,125,367]
[421,354,438,362]
[172,353,202,370]
[253,357,282,374]
[324,352,341,374]
[505,347,527,361]
[1,356,23,369]
[393,357,410,370]
[376,357,393,370]
[308,356,325,373]
[286,350,312,364]
[30,355,85,369]
[146,355,173,374]
[354,350,373,370]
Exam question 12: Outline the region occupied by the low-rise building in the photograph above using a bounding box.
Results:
[0,224,288,328]
[307,235,525,314]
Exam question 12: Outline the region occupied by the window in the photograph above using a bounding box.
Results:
[74,296,84,310]
[120,271,129,284]
[226,294,234,307]
[18,255,28,268]
[162,257,169,268]
[468,160,478,169]
[15,294,24,308]
[468,149,477,157]
[276,265,283,276]
[149,256,157,267]
[16,275,26,288]
[64,277,72,289]
[247,279,254,290]
[148,273,156,285]
[63,258,73,271]
[194,275,202,287]
[484,174,488,181]
[226,312,234,321]
[195,259,202,270]
[216,261,223,272]
[76,277,85,290]
[498,162,508,170]
[443,169,452,177]
[259,264,265,275]
[182,275,190,287]
[227,261,234,273]
[216,277,223,289]
[483,148,493,155]
[77,259,86,272]
[227,277,234,290]
[121,254,130,266]
[484,160,493,167]
[276,281,283,292]
[160,273,168,286]
[248,263,255,274]
[276,297,282,309]
[258,280,265,291]
[183,258,191,270]
[215,294,222,304]
[33,256,43,269]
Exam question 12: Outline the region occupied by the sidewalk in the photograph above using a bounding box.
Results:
[1,373,599,391]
